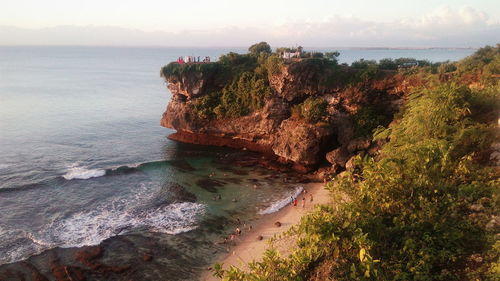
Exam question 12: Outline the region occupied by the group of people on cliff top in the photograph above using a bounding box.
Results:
[176,56,210,64]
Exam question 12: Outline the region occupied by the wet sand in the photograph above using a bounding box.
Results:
[202,182,330,281]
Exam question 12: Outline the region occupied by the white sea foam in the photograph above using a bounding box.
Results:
[0,181,205,266]
[37,201,205,248]
[62,165,106,180]
[0,230,46,265]
[0,163,12,169]
[258,186,304,215]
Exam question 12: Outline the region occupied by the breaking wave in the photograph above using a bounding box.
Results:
[258,186,304,215]
[0,181,206,265]
[43,201,205,248]
[62,164,106,180]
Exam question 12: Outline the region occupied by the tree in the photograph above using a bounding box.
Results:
[249,42,272,55]
[378,58,397,70]
[312,52,324,58]
[325,51,340,60]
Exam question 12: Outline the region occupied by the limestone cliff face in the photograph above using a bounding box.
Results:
[161,60,409,173]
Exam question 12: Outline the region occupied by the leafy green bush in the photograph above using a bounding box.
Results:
[438,62,457,73]
[293,97,328,123]
[325,51,340,61]
[484,54,500,76]
[214,82,499,281]
[192,92,220,119]
[378,58,398,70]
[458,45,500,73]
[256,54,284,77]
[248,41,272,55]
[218,52,257,75]
[213,72,272,118]
[161,61,228,80]
[311,52,324,58]
[352,106,390,137]
[351,59,377,69]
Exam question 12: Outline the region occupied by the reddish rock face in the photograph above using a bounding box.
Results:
[272,119,334,168]
[326,147,350,167]
[160,61,407,173]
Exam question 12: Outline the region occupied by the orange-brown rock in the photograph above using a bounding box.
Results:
[160,60,406,171]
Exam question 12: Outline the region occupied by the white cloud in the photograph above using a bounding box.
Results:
[0,6,498,47]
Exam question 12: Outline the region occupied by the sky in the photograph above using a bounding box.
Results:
[0,0,499,47]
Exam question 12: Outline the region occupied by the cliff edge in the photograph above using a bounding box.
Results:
[160,52,411,175]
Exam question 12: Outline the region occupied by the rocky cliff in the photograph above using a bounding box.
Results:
[161,58,412,175]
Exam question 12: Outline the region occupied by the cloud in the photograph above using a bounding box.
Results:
[0,6,498,47]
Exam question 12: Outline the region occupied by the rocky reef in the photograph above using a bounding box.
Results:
[161,56,414,176]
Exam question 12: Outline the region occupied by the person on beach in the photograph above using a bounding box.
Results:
[310,194,313,202]
[302,197,306,208]
[229,234,236,246]
[293,198,298,206]
[236,227,241,235]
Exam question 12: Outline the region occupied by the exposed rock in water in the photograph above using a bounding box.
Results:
[195,178,226,193]
[143,253,153,262]
[164,182,197,202]
[50,261,85,281]
[169,159,196,172]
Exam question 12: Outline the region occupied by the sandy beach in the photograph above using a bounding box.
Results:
[202,181,330,281]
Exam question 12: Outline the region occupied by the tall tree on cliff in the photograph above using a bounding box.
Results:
[248,42,272,55]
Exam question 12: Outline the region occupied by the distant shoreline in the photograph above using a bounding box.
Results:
[0,45,478,50]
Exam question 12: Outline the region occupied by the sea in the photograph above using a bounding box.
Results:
[0,46,475,280]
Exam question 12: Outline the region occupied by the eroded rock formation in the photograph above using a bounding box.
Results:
[161,60,411,174]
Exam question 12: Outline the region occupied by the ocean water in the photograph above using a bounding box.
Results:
[0,46,475,280]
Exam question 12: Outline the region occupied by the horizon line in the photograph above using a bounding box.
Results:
[0,44,479,50]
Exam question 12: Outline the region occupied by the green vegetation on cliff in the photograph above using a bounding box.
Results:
[161,45,284,119]
[352,106,390,137]
[292,97,328,124]
[214,71,272,118]
[213,45,500,280]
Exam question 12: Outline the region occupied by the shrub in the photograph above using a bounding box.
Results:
[458,44,500,73]
[293,97,328,123]
[352,106,390,137]
[192,92,220,119]
[256,54,284,77]
[438,62,457,73]
[218,52,257,75]
[248,41,272,55]
[160,61,228,80]
[311,52,324,58]
[214,72,272,118]
[214,82,499,281]
[351,59,377,69]
[378,58,398,70]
